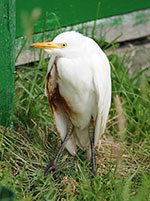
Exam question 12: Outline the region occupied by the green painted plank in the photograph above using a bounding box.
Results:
[16,0,150,38]
[0,0,15,127]
[16,9,150,65]
[16,0,100,37]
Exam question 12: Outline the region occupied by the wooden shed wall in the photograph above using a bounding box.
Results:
[16,0,150,38]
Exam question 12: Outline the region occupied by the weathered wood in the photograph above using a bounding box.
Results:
[0,0,15,127]
[16,9,150,66]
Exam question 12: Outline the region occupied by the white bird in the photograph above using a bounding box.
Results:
[31,31,111,176]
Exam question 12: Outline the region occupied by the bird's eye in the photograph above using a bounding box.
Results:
[62,43,67,47]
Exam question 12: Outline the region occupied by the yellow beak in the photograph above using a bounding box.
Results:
[30,42,60,49]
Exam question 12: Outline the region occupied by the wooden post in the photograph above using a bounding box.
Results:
[0,0,15,127]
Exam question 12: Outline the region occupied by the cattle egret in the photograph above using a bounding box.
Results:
[31,31,111,176]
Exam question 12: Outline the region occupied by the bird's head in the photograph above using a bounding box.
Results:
[30,31,86,58]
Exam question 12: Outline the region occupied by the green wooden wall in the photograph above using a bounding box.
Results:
[0,0,15,127]
[16,0,150,38]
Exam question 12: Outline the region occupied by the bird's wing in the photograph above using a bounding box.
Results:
[92,53,111,146]
[45,56,77,155]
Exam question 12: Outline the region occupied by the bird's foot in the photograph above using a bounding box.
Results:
[91,169,97,177]
[88,167,97,178]
[89,170,97,179]
[44,161,67,177]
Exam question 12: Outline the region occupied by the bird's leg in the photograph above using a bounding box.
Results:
[89,118,96,176]
[44,124,74,177]
[90,132,96,176]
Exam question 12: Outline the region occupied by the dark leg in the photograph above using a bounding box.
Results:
[90,132,96,176]
[44,125,74,177]
[89,118,96,176]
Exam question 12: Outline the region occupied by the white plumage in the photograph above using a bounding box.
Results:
[31,31,111,159]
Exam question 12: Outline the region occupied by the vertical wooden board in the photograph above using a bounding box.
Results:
[0,0,15,127]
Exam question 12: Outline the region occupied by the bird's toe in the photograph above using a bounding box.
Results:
[44,161,68,177]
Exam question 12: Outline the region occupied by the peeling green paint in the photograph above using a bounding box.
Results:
[108,17,124,27]
[134,12,150,26]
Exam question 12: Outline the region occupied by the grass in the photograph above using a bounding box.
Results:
[1,28,150,200]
